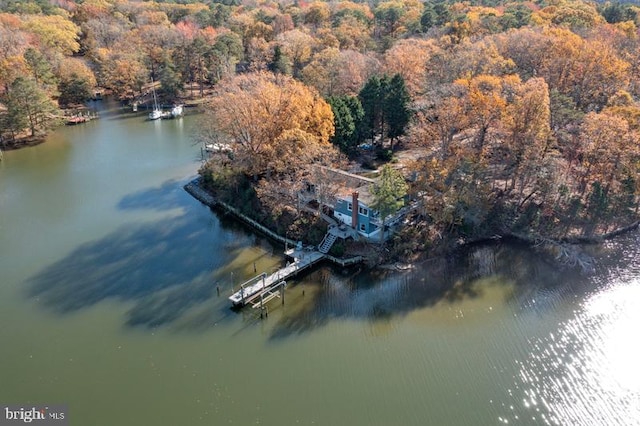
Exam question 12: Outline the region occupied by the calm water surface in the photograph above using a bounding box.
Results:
[0,102,638,425]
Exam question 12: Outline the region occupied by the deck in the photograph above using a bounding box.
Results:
[229,249,325,306]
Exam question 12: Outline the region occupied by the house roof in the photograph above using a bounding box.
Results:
[313,166,376,206]
[335,187,375,207]
[314,166,375,187]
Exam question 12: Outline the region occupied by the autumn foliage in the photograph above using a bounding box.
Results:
[2,0,640,244]
[202,71,334,177]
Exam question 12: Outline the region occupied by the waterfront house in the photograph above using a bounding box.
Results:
[333,189,382,239]
[301,166,406,242]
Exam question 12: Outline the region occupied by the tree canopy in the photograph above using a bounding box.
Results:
[201,71,335,177]
[2,0,640,243]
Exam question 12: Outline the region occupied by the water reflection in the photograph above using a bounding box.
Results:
[270,242,589,339]
[26,179,279,329]
[511,281,640,425]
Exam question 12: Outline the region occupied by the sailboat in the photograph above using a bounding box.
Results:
[148,80,162,120]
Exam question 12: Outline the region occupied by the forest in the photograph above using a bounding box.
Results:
[2,0,640,257]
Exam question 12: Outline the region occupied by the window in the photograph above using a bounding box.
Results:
[358,206,368,216]
[360,223,366,231]
[347,202,352,211]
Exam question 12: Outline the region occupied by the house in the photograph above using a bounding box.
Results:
[300,166,402,241]
[333,190,382,239]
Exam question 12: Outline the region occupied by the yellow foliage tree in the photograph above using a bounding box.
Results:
[455,74,521,155]
[22,15,80,56]
[384,39,439,97]
[203,72,336,176]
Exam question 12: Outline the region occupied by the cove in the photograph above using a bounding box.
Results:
[0,101,638,426]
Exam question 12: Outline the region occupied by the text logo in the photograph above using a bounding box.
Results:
[1,406,67,425]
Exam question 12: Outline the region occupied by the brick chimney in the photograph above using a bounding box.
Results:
[351,191,359,229]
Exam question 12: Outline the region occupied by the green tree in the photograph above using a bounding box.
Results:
[433,2,451,26]
[370,165,408,242]
[420,5,435,32]
[384,74,411,148]
[603,3,636,23]
[268,45,292,75]
[358,75,383,142]
[2,77,58,137]
[0,103,28,143]
[58,74,93,106]
[343,95,365,143]
[374,2,406,37]
[196,4,232,28]
[23,48,56,90]
[159,55,182,101]
[210,32,243,82]
[327,95,364,154]
[359,74,411,148]
[57,58,97,106]
[501,4,532,29]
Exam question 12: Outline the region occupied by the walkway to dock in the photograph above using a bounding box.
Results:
[229,249,325,307]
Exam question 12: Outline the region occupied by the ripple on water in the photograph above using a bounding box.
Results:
[515,279,640,425]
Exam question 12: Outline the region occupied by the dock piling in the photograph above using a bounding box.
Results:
[229,251,324,307]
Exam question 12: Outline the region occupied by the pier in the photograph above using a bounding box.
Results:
[184,178,366,309]
[229,249,325,307]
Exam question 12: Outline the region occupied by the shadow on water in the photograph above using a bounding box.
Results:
[267,236,640,340]
[27,174,640,335]
[117,179,185,212]
[26,179,272,330]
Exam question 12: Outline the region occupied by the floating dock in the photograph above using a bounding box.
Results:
[66,115,95,125]
[229,249,325,307]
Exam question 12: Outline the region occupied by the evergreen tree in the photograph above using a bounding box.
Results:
[358,75,383,143]
[23,48,57,91]
[343,95,365,143]
[159,56,182,101]
[2,77,58,137]
[327,95,364,154]
[370,165,408,243]
[269,45,292,75]
[433,2,451,26]
[384,74,411,149]
[58,73,93,106]
[420,5,436,32]
[359,74,411,149]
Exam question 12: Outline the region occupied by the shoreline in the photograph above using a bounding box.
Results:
[184,178,365,267]
[186,177,640,271]
[0,135,46,151]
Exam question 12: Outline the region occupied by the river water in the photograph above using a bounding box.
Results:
[0,102,638,425]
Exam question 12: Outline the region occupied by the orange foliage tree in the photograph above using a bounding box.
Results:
[202,72,335,177]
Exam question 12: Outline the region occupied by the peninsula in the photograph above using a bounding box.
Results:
[2,0,639,262]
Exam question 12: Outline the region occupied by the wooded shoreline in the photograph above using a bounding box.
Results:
[187,176,639,272]
[185,178,365,266]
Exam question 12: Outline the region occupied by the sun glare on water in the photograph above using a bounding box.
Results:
[516,280,640,425]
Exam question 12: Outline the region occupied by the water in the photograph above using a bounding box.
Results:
[1,102,638,425]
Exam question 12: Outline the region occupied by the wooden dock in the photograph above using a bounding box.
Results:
[229,249,325,307]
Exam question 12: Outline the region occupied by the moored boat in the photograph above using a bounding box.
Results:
[148,80,162,120]
[171,104,183,118]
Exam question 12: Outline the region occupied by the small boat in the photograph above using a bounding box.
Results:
[205,143,232,153]
[149,109,162,120]
[171,104,184,118]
